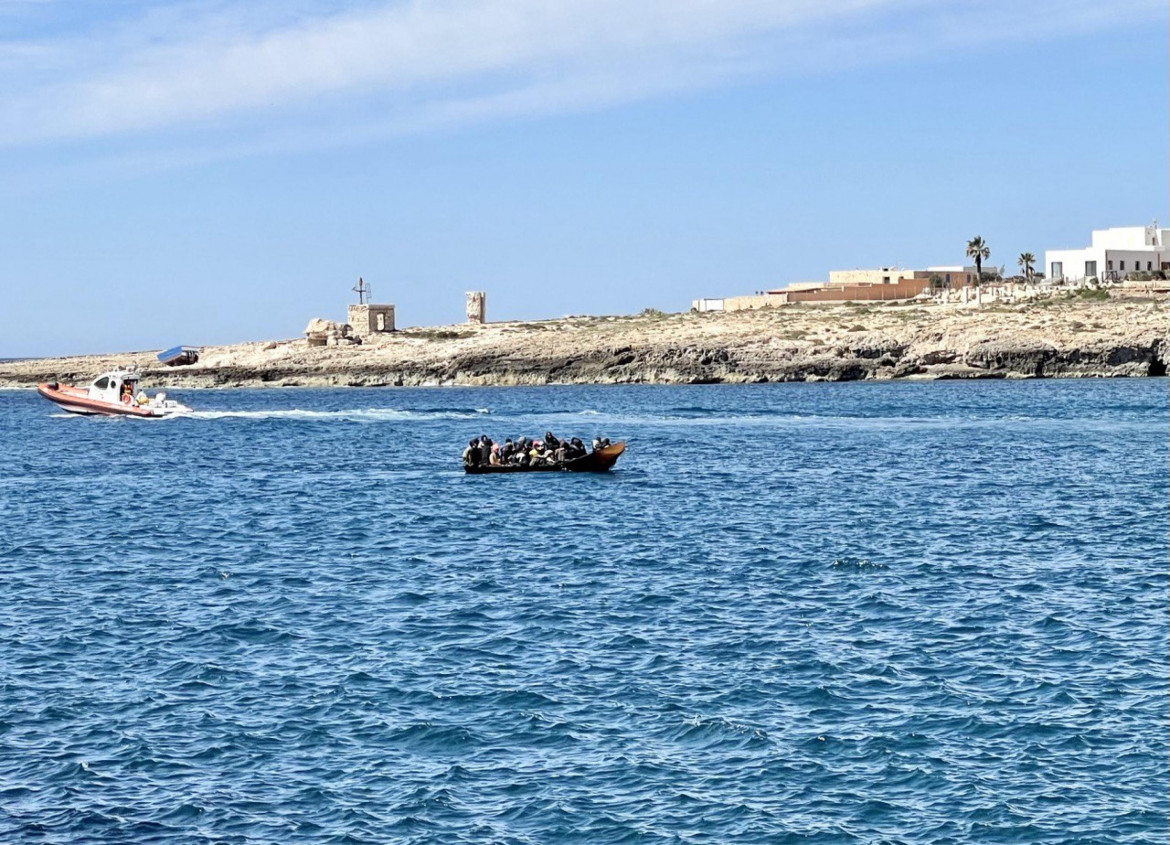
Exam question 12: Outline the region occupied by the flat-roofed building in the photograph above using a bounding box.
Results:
[828,267,917,286]
[766,266,980,303]
[1046,223,1170,282]
[925,266,982,287]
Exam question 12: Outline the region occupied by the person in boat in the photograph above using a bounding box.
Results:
[489,443,501,466]
[568,437,587,459]
[591,436,611,452]
[462,439,481,467]
[543,431,559,451]
[534,441,555,467]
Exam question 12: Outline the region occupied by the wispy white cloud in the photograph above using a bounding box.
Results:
[0,0,1161,152]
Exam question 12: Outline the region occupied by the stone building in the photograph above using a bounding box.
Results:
[348,303,395,337]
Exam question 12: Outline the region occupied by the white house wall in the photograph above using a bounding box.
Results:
[1089,226,1169,250]
[1101,250,1166,278]
[1047,225,1170,281]
[1046,248,1102,281]
[1046,247,1168,281]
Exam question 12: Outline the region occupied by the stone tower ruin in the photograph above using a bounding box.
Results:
[465,291,486,325]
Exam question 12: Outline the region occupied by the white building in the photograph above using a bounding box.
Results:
[1046,223,1169,282]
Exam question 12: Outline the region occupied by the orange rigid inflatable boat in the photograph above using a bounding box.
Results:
[38,369,191,418]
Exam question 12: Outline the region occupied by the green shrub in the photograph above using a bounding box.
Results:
[1074,287,1109,302]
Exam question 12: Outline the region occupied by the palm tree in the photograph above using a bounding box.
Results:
[966,236,990,284]
[1017,252,1035,281]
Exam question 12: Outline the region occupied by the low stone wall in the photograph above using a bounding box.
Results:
[789,279,932,303]
[722,294,789,311]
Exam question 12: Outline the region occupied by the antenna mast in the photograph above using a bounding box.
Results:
[352,277,370,305]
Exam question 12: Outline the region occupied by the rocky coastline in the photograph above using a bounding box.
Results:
[2,294,1165,389]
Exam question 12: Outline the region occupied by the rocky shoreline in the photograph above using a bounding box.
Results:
[2,294,1166,389]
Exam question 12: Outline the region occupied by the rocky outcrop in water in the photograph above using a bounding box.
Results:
[2,294,1165,389]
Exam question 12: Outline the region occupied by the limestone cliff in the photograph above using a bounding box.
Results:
[2,294,1165,389]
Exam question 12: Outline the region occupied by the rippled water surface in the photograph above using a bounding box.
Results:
[1,380,1167,843]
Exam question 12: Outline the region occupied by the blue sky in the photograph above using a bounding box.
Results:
[1,0,1166,357]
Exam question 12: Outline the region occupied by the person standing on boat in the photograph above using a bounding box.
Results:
[462,439,480,467]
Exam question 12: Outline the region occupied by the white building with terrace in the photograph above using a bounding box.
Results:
[1046,223,1169,283]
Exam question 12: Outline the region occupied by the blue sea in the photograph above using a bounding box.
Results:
[1,380,1166,843]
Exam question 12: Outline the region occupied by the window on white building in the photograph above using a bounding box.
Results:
[1107,260,1113,270]
[1148,261,1153,271]
[1119,260,1125,271]
[1085,260,1097,277]
[1051,262,1063,279]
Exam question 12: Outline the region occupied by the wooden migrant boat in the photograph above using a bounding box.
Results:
[465,441,625,474]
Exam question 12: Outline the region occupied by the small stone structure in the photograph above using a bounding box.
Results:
[348,303,396,337]
[465,291,486,325]
[304,318,357,347]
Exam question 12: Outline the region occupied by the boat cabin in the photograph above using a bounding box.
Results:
[88,370,141,405]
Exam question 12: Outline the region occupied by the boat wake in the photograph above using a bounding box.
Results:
[180,407,491,422]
